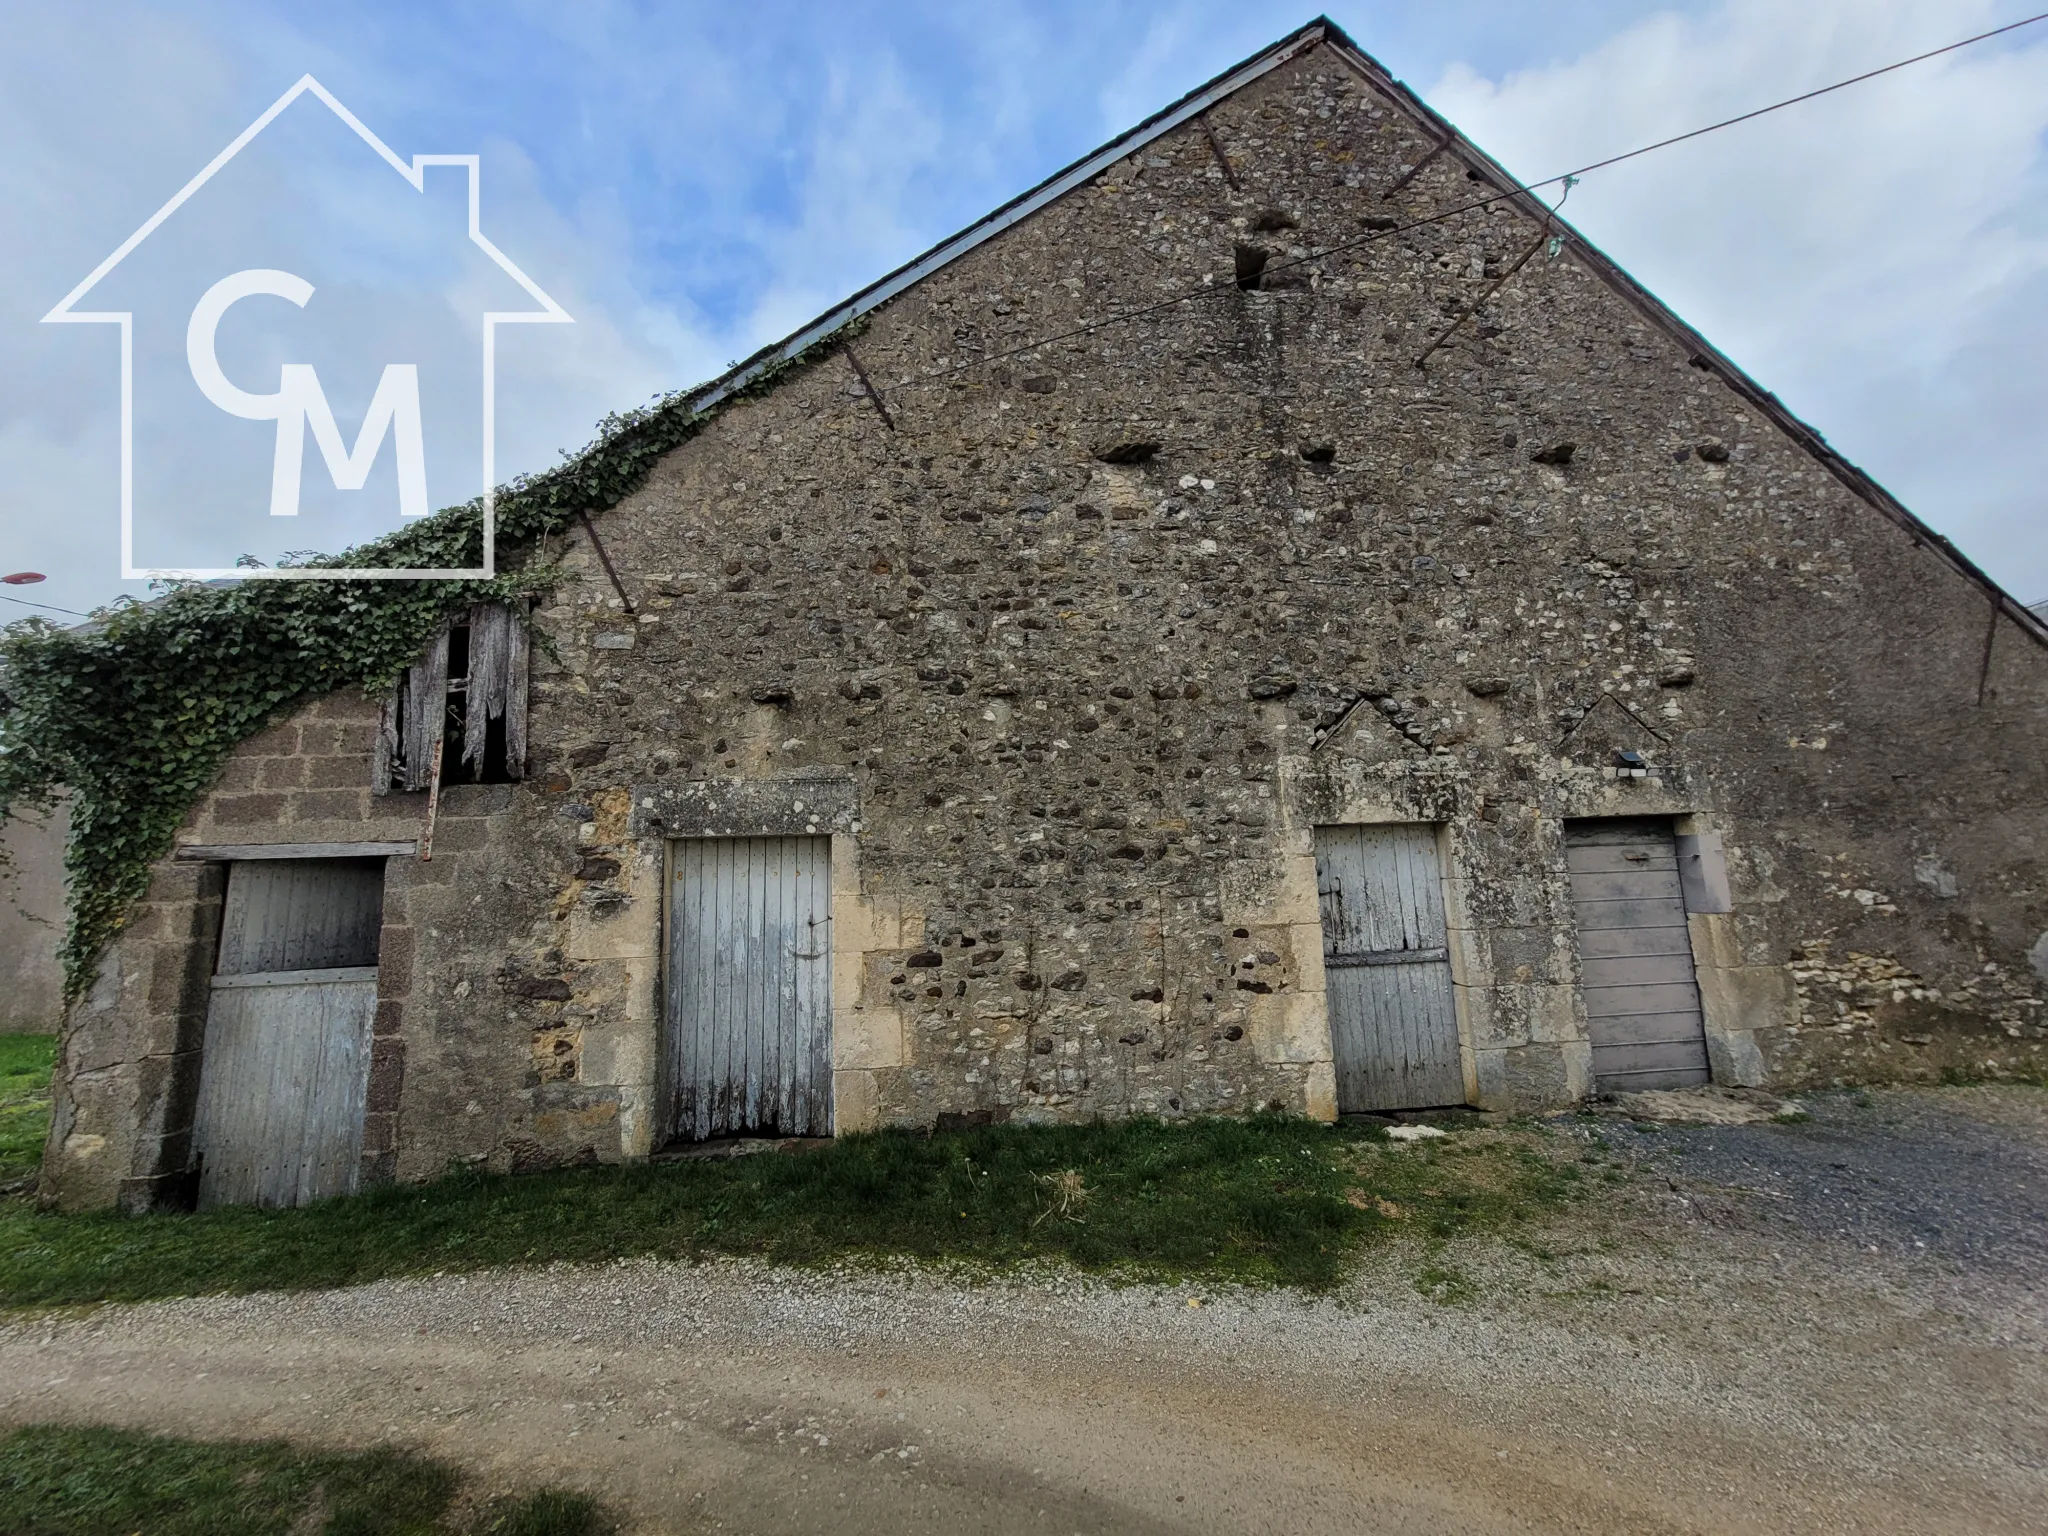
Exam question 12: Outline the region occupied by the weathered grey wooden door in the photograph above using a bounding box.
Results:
[193,858,384,1208]
[664,837,833,1142]
[1315,824,1464,1111]
[1565,819,1710,1091]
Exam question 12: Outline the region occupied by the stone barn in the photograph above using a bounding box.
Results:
[0,806,66,1035]
[43,17,2047,1211]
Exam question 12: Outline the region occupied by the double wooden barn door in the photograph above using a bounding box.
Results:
[1314,824,1464,1111]
[193,858,384,1208]
[662,837,833,1143]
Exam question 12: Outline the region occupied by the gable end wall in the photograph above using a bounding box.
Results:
[44,42,2046,1207]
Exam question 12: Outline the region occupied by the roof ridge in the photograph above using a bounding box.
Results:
[670,14,2045,652]
[680,17,1333,415]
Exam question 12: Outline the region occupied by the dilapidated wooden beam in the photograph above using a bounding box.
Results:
[174,841,418,861]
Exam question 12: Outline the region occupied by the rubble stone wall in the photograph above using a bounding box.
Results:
[0,804,66,1034]
[45,42,2047,1207]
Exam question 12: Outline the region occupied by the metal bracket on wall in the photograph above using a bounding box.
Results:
[843,345,896,431]
[578,511,637,614]
[1200,114,1242,189]
[1976,600,2000,705]
[1414,223,1553,370]
[1379,134,1451,200]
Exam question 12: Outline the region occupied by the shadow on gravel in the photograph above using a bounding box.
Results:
[1586,1086,2048,1280]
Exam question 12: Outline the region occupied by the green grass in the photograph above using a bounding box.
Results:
[0,1110,1585,1306]
[0,1039,1583,1303]
[0,1424,611,1536]
[0,1034,56,1187]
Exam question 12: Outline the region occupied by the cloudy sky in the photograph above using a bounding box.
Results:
[2,0,2043,619]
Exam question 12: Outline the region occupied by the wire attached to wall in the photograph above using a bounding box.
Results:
[1412,176,1577,369]
[865,11,2048,402]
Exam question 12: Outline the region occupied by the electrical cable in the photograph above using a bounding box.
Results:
[872,10,2048,398]
[0,593,89,617]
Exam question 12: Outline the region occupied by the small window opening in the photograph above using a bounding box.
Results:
[439,624,516,785]
[374,603,528,795]
[1233,244,1269,291]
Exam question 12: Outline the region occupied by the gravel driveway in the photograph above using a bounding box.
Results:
[1589,1084,2048,1283]
[4,1085,2043,1535]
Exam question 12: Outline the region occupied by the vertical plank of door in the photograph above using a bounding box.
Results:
[671,840,690,1141]
[804,837,822,1133]
[751,838,772,1132]
[668,840,688,1141]
[769,837,794,1131]
[717,837,741,1137]
[689,838,708,1138]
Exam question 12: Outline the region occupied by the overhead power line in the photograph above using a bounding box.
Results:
[875,10,2048,397]
[0,593,89,618]
[1563,10,2048,181]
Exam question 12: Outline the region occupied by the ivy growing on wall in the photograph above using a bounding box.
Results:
[0,326,856,999]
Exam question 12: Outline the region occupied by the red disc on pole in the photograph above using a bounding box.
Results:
[1,572,46,585]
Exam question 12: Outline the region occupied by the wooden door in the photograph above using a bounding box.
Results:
[664,837,833,1142]
[1565,819,1710,1091]
[193,858,384,1208]
[1315,824,1464,1111]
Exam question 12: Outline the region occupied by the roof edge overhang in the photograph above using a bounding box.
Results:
[673,14,2045,650]
[681,16,1331,415]
[1308,24,2047,650]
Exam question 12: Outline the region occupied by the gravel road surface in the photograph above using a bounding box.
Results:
[4,1085,2042,1535]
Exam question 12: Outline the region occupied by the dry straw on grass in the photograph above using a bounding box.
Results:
[1034,1168,1090,1226]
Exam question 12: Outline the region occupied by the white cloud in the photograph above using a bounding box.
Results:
[1427,0,2048,600]
[736,55,950,346]
[0,5,683,612]
[11,0,2041,615]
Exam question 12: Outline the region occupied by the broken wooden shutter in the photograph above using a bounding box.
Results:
[371,627,446,795]
[460,603,529,779]
[371,605,527,794]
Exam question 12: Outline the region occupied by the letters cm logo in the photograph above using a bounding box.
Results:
[44,75,570,582]
[187,269,428,520]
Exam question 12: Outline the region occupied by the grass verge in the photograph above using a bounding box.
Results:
[0,1034,55,1188]
[2,1114,1583,1306]
[0,1043,1584,1304]
[0,1424,611,1536]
